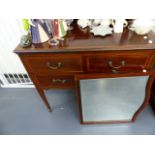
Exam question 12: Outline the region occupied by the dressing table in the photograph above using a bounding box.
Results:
[14,20,155,124]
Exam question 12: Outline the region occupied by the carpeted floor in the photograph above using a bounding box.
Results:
[0,88,155,134]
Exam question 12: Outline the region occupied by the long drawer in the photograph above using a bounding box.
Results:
[86,53,151,73]
[21,54,83,74]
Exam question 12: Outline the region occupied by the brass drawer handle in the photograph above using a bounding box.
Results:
[52,79,67,84]
[46,62,62,70]
[111,69,120,73]
[108,60,125,69]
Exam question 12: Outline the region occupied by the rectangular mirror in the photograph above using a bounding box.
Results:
[78,75,149,124]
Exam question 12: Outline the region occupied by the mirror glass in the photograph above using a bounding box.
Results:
[79,76,149,123]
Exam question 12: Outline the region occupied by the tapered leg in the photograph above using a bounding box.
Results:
[35,86,52,112]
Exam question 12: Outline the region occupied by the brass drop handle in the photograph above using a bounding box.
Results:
[46,62,62,70]
[111,69,120,73]
[52,79,67,84]
[108,60,125,69]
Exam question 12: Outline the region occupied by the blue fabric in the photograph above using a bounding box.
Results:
[31,19,51,44]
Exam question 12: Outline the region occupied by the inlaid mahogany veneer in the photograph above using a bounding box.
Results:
[21,54,83,73]
[14,20,155,124]
[35,74,75,89]
[86,52,152,73]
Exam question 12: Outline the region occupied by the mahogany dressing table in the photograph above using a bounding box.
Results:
[14,20,155,124]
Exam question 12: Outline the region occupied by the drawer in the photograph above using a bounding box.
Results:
[22,54,83,74]
[35,75,75,89]
[86,53,150,73]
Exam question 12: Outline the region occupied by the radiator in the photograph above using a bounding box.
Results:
[0,73,33,88]
[0,19,33,88]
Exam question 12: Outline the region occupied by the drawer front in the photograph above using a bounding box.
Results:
[87,54,150,73]
[35,75,75,89]
[22,54,83,73]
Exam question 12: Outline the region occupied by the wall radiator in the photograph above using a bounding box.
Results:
[0,19,33,88]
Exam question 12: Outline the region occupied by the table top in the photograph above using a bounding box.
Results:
[15,20,155,53]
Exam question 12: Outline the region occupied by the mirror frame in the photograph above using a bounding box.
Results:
[75,71,155,124]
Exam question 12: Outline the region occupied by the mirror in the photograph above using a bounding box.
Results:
[79,76,149,123]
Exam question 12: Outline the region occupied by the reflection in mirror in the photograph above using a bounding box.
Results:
[79,76,149,123]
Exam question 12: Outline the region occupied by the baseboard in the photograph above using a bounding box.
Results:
[1,84,35,88]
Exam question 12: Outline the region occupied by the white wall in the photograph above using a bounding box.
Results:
[0,19,27,74]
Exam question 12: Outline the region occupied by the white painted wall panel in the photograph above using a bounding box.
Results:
[0,19,26,73]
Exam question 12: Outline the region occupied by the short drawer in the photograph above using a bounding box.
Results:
[35,75,75,89]
[86,53,150,73]
[22,54,83,74]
